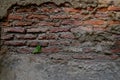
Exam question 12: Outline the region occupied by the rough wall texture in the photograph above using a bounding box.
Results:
[0,0,120,55]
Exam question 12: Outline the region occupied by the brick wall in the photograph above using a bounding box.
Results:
[0,2,120,54]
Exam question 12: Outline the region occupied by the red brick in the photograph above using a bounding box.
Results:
[27,27,48,33]
[111,49,120,53]
[63,8,80,13]
[62,20,82,26]
[16,34,36,40]
[27,14,48,19]
[70,14,83,19]
[38,34,58,40]
[4,41,25,46]
[50,27,70,33]
[27,41,48,47]
[108,6,120,11]
[16,8,37,12]
[108,21,120,25]
[41,47,60,53]
[1,34,13,40]
[98,7,108,12]
[4,27,25,33]
[1,22,11,26]
[37,21,55,26]
[84,20,105,25]
[8,14,23,20]
[50,15,70,19]
[17,47,34,54]
[60,32,75,39]
[15,21,32,26]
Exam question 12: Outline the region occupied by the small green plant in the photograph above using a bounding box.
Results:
[32,45,42,54]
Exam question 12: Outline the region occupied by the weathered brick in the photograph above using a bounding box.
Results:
[108,6,120,11]
[37,21,55,26]
[98,7,108,12]
[50,27,70,33]
[4,41,25,46]
[1,34,13,40]
[63,8,80,13]
[38,34,58,40]
[62,20,82,26]
[41,47,60,53]
[16,8,37,12]
[16,34,36,40]
[50,15,70,19]
[111,48,120,53]
[27,27,48,33]
[108,21,120,25]
[71,26,93,33]
[27,41,48,47]
[84,20,105,25]
[1,22,11,26]
[14,21,32,26]
[4,27,25,33]
[60,32,75,39]
[27,14,48,19]
[8,14,23,20]
[17,47,34,54]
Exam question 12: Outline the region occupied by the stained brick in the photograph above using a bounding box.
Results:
[1,34,14,40]
[27,14,48,19]
[4,27,25,33]
[27,41,48,47]
[41,47,60,53]
[16,34,36,40]
[38,34,58,40]
[27,27,48,33]
[108,6,120,11]
[84,20,105,25]
[50,15,70,19]
[60,32,75,39]
[8,14,23,20]
[14,21,32,26]
[50,27,70,33]
[4,41,26,46]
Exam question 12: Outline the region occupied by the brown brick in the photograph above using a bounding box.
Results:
[108,6,120,11]
[1,22,11,26]
[17,47,34,54]
[1,34,13,40]
[63,8,80,13]
[8,14,23,20]
[108,21,120,25]
[50,27,70,33]
[98,7,108,12]
[4,27,25,33]
[84,20,105,25]
[38,34,58,40]
[27,27,48,33]
[50,15,70,19]
[27,41,48,47]
[16,8,37,12]
[16,34,36,40]
[41,47,60,53]
[60,32,75,39]
[15,21,32,26]
[27,14,48,19]
[37,21,55,26]
[4,41,25,46]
